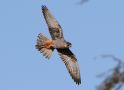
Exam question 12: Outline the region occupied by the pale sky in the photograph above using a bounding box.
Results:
[0,0,124,90]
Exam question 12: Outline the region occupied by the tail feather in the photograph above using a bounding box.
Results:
[36,33,54,59]
[42,48,53,59]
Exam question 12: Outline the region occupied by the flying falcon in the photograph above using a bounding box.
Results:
[35,5,81,85]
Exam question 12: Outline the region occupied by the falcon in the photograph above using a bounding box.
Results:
[35,5,81,85]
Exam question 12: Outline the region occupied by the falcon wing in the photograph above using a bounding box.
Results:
[57,48,81,85]
[42,5,63,40]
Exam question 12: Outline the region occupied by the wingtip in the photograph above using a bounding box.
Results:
[75,78,81,85]
[77,80,81,85]
[70,73,81,85]
[41,5,47,10]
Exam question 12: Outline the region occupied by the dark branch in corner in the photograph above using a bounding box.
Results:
[96,55,124,90]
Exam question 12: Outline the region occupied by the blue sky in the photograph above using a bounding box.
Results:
[0,0,124,90]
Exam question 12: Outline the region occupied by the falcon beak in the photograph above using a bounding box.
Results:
[64,45,68,48]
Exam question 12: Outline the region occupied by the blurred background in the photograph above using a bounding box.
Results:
[0,0,124,90]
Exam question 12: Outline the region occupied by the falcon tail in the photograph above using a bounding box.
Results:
[35,33,54,59]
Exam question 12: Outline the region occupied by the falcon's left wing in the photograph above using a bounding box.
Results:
[42,5,63,40]
[57,48,81,85]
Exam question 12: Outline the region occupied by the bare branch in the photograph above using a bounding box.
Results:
[96,55,124,90]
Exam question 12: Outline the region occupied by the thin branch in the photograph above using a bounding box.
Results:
[96,55,124,90]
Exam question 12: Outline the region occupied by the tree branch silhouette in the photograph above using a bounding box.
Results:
[96,55,124,90]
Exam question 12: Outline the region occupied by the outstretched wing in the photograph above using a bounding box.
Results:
[42,5,63,40]
[57,48,81,85]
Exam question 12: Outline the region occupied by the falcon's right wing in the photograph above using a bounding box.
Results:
[57,48,81,85]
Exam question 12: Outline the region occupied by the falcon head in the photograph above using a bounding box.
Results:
[66,41,72,48]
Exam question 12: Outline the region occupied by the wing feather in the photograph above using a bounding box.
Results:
[57,48,81,85]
